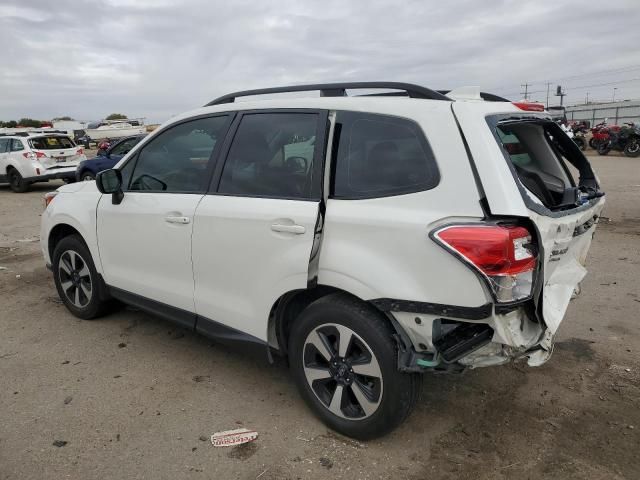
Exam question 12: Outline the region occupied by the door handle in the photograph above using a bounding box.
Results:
[271,223,305,234]
[165,215,190,224]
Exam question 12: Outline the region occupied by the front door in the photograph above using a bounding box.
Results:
[192,110,327,341]
[96,114,232,325]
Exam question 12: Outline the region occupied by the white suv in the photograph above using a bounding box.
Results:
[40,82,605,439]
[0,131,86,192]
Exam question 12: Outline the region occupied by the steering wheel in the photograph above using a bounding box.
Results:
[285,156,308,174]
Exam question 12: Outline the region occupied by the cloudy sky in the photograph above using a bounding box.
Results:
[1,0,639,123]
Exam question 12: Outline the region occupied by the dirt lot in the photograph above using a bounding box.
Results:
[1,155,639,480]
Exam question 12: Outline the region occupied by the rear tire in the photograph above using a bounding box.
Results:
[8,168,30,193]
[624,140,640,158]
[573,137,586,151]
[52,235,112,320]
[81,172,95,181]
[597,143,611,156]
[288,293,421,440]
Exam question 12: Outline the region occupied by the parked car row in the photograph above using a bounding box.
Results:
[0,133,146,192]
[0,132,86,192]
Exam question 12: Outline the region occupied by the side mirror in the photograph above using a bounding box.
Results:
[96,169,124,204]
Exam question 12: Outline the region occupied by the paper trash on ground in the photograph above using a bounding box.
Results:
[211,428,258,447]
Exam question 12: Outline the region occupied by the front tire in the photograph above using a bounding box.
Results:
[81,172,95,181]
[289,293,421,440]
[52,235,111,320]
[8,168,30,193]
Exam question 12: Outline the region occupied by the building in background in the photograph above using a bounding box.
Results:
[566,100,640,126]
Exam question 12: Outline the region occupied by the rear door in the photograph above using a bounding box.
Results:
[192,110,327,341]
[454,103,605,333]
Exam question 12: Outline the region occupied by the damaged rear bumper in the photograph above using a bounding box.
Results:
[374,298,556,371]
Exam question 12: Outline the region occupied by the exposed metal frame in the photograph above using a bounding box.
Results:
[205,82,451,106]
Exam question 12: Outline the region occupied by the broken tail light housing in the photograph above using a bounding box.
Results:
[433,224,537,303]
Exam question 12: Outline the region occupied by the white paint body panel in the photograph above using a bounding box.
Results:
[451,101,530,217]
[96,193,202,312]
[192,196,318,341]
[319,101,488,307]
[40,181,102,269]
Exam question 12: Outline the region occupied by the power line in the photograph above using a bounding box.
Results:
[487,63,640,92]
[563,76,640,91]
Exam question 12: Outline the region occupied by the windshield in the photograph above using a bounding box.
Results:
[495,119,599,211]
[29,136,76,150]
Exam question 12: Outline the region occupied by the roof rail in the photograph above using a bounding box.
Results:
[205,82,451,106]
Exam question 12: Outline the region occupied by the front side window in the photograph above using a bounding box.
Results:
[218,113,319,199]
[10,139,25,152]
[332,111,439,199]
[127,116,228,193]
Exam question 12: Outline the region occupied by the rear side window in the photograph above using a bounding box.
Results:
[0,138,10,153]
[10,139,25,152]
[29,136,75,150]
[332,111,439,199]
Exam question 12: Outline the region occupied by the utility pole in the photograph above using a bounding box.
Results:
[546,83,551,108]
[612,87,617,102]
[520,83,530,100]
[585,92,589,104]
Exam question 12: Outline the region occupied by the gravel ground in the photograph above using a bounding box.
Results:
[0,155,639,480]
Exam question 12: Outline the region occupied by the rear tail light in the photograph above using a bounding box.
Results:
[433,224,537,302]
[24,151,47,159]
[44,191,58,208]
[512,101,545,112]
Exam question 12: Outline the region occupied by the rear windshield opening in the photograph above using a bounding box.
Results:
[495,120,599,211]
[29,136,76,150]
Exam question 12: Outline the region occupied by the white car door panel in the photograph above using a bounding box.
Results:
[96,114,232,324]
[192,110,327,341]
[193,197,318,340]
[97,192,202,315]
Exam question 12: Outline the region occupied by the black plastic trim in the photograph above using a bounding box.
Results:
[370,298,492,320]
[107,286,269,358]
[109,286,196,329]
[205,82,451,106]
